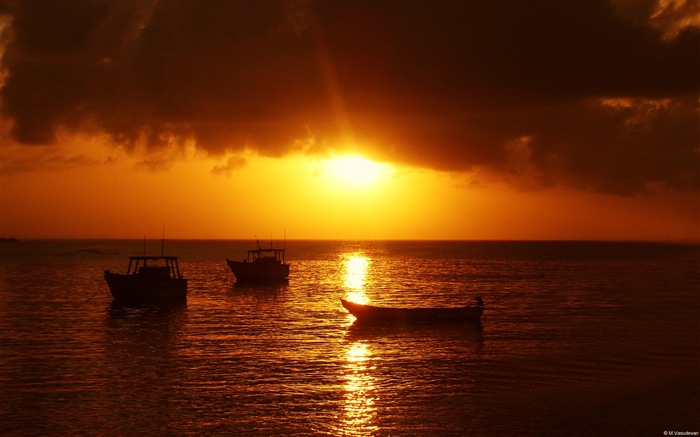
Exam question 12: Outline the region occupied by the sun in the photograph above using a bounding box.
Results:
[323,155,391,188]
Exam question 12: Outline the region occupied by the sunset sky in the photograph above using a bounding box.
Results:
[1,0,698,241]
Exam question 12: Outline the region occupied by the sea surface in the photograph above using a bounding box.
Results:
[1,240,698,436]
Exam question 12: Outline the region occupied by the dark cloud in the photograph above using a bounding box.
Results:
[2,0,698,193]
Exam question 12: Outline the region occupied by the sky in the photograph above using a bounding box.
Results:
[0,0,698,241]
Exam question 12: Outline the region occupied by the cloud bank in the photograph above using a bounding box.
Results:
[2,0,698,193]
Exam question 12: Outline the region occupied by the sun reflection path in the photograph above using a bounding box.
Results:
[343,254,370,305]
[340,342,378,436]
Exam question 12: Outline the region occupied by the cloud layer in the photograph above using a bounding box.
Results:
[2,0,698,193]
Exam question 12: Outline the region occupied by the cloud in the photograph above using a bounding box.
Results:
[0,142,103,175]
[211,155,249,177]
[1,0,698,194]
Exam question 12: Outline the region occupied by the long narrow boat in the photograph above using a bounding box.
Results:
[104,256,187,302]
[340,298,484,323]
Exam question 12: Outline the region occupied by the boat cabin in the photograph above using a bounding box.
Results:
[244,248,286,264]
[126,256,183,279]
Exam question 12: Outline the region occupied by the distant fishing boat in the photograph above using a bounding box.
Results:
[104,236,187,302]
[104,256,187,302]
[226,247,290,282]
[340,297,484,323]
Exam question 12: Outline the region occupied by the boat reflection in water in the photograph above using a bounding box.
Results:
[339,341,378,436]
[231,280,289,293]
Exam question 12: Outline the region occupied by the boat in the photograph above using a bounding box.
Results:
[104,256,187,302]
[226,247,290,282]
[340,297,484,323]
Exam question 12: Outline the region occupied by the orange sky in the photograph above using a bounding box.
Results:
[1,1,698,241]
[1,137,697,241]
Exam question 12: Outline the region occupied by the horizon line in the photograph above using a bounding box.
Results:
[1,237,698,245]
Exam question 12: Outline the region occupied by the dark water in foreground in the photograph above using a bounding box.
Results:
[1,240,698,436]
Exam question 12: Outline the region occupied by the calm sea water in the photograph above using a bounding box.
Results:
[1,240,698,436]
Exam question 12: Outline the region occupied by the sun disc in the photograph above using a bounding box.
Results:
[325,156,388,187]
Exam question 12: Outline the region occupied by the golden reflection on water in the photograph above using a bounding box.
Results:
[343,254,370,304]
[340,341,378,436]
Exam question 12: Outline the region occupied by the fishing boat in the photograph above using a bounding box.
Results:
[226,247,290,282]
[340,298,484,323]
[104,256,187,302]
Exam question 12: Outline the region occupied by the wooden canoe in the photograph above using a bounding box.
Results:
[340,298,483,323]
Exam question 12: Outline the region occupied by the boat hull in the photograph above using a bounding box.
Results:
[104,271,187,302]
[341,298,483,323]
[226,259,290,282]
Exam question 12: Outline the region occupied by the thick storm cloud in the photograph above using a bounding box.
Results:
[1,0,698,193]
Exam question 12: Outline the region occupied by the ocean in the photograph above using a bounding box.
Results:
[1,240,698,436]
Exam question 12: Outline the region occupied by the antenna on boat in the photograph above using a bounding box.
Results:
[161,226,165,257]
[284,227,286,251]
[143,236,146,256]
